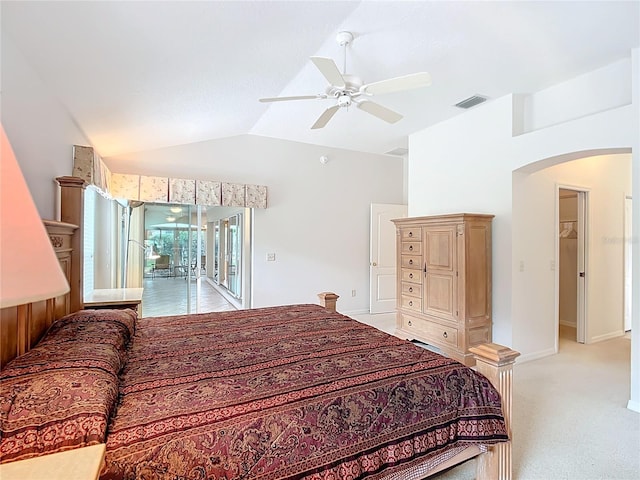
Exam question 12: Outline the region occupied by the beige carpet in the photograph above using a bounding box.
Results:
[351,314,638,479]
[431,332,639,480]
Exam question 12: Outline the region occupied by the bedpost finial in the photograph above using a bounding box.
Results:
[469,342,520,366]
[317,292,339,312]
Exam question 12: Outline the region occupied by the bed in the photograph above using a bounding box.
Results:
[0,177,519,479]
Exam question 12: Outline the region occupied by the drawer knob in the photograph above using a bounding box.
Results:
[408,259,413,265]
[442,331,448,339]
[408,245,413,251]
[408,287,413,293]
[409,273,414,279]
[408,320,412,326]
[408,301,413,306]
[408,231,413,237]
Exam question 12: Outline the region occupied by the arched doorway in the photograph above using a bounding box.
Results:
[512,149,632,354]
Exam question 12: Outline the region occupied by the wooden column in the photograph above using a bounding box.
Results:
[16,304,31,356]
[56,176,87,312]
[317,292,339,312]
[470,342,520,480]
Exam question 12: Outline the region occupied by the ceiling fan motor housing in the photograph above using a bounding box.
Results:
[337,94,352,107]
[327,74,363,105]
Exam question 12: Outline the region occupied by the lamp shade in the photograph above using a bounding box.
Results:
[0,125,70,308]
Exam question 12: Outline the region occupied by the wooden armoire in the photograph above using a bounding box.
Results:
[392,213,494,366]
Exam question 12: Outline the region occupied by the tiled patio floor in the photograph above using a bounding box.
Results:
[140,276,236,317]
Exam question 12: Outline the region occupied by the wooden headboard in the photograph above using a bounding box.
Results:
[1,176,86,369]
[0,221,78,369]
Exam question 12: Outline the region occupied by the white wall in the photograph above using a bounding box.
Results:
[408,95,515,346]
[521,58,632,133]
[409,51,639,410]
[1,34,91,219]
[629,47,640,413]
[104,135,404,313]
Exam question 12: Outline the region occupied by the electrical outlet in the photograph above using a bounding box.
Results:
[351,289,356,297]
[266,253,276,261]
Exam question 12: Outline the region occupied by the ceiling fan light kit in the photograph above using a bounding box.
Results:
[259,31,431,129]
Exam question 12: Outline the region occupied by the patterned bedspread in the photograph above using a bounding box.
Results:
[102,305,507,479]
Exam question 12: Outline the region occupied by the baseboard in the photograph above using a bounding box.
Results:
[627,399,640,413]
[341,308,371,316]
[559,319,577,328]
[516,347,557,364]
[589,330,625,343]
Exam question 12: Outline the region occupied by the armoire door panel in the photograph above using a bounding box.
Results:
[424,226,457,320]
[425,227,455,271]
[425,274,455,318]
[467,224,489,318]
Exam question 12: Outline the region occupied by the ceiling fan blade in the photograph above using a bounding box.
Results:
[259,95,324,103]
[310,57,345,88]
[357,101,403,124]
[362,72,432,96]
[311,105,340,129]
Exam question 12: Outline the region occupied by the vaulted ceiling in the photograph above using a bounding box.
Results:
[2,1,638,158]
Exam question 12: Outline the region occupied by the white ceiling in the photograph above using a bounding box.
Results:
[2,1,639,158]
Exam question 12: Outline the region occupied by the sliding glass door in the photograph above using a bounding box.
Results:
[216,213,242,298]
[142,204,209,316]
[227,214,242,298]
[139,204,249,316]
[90,196,251,317]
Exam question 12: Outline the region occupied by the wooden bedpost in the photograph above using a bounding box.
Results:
[56,176,87,313]
[317,292,339,312]
[469,343,520,480]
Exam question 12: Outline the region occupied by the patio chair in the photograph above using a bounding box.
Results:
[190,255,206,277]
[152,255,171,278]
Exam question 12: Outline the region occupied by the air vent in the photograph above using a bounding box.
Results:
[385,147,409,156]
[454,95,488,109]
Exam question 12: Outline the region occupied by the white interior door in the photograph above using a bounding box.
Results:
[576,190,587,343]
[370,204,407,313]
[557,186,588,347]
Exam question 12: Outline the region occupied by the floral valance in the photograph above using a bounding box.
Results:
[72,145,267,208]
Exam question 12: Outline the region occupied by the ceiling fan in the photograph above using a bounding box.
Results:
[259,31,432,129]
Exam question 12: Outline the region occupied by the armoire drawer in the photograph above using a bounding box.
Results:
[401,241,422,255]
[400,314,459,348]
[400,295,422,312]
[400,228,422,241]
[401,255,421,269]
[401,269,422,284]
[401,282,420,297]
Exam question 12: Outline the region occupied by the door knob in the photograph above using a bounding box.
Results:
[372,262,377,266]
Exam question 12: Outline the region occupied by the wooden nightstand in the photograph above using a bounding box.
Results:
[84,288,143,313]
[0,443,106,480]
